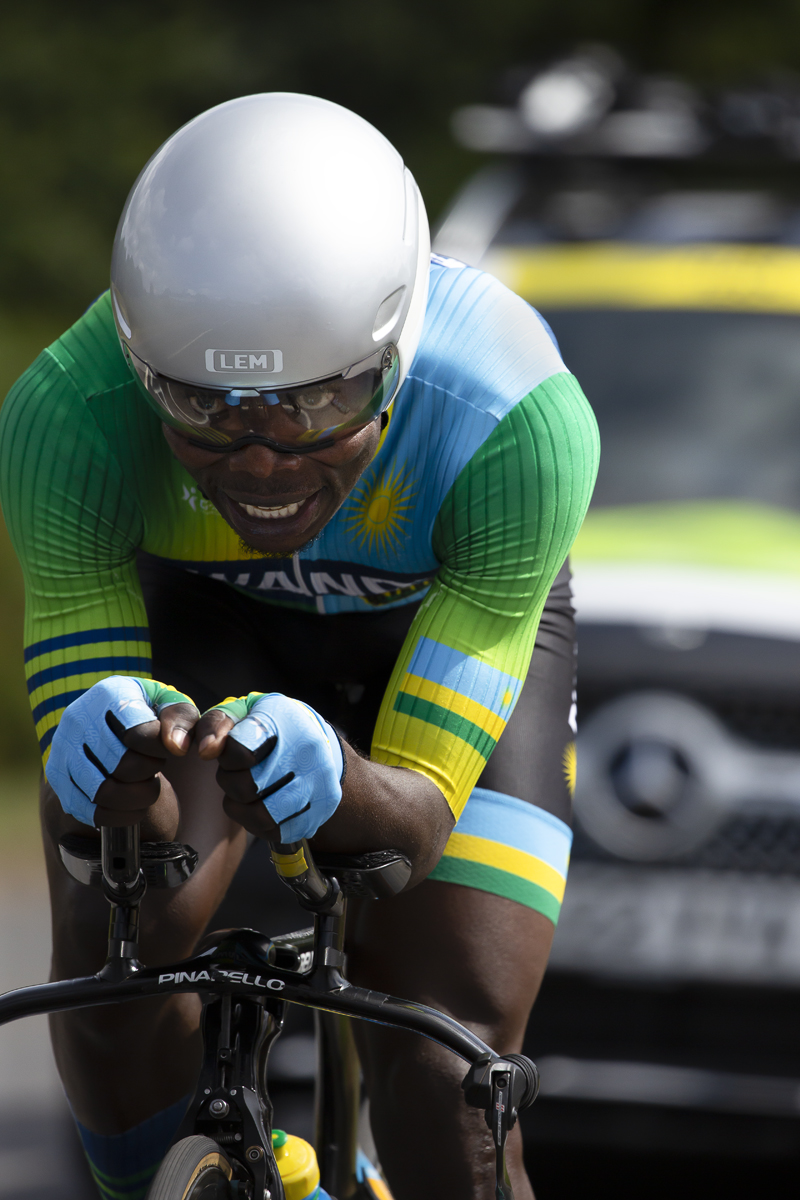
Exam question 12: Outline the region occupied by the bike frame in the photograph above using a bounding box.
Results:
[0,826,537,1200]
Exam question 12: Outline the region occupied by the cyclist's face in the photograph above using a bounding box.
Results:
[162,420,382,555]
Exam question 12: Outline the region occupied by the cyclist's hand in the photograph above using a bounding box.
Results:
[45,677,199,828]
[196,692,344,842]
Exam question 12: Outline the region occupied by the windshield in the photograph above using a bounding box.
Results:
[543,310,800,510]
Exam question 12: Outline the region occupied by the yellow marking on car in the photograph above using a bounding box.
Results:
[483,242,800,313]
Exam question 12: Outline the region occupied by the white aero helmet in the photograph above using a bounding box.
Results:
[111,92,430,453]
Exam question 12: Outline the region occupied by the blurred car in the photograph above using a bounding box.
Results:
[435,50,800,1197]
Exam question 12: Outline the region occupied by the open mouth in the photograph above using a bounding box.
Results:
[238,500,302,520]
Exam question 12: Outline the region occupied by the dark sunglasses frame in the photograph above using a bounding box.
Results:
[125,344,398,455]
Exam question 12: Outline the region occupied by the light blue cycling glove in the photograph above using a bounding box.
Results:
[211,692,345,841]
[46,677,195,826]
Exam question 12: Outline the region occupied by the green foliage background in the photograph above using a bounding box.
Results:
[0,0,799,765]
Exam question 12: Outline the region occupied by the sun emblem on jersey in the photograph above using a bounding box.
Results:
[346,463,416,554]
[563,741,577,797]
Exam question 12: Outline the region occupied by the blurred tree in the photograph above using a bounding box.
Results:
[4,0,800,321]
[1,0,800,765]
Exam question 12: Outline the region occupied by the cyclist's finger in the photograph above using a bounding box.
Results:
[95,779,179,839]
[95,775,161,812]
[215,765,259,805]
[105,713,166,759]
[195,708,236,760]
[217,733,277,773]
[159,701,201,756]
[222,794,281,839]
[110,748,166,784]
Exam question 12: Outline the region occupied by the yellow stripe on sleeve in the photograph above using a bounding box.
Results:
[400,674,508,741]
[443,831,568,903]
[372,720,488,818]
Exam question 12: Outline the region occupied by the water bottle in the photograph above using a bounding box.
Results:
[271,1129,333,1200]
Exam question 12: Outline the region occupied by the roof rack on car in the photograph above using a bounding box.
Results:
[452,45,800,164]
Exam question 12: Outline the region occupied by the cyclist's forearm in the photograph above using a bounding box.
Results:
[310,743,455,888]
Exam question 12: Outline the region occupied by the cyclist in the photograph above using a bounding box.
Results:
[0,93,598,1200]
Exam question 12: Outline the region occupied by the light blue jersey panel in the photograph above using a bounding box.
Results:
[414,256,565,420]
[220,258,567,614]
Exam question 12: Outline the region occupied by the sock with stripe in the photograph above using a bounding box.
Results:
[76,1094,190,1200]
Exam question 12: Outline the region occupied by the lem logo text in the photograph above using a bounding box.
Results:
[205,349,284,373]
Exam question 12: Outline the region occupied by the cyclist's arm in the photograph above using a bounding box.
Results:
[320,370,600,873]
[0,351,153,765]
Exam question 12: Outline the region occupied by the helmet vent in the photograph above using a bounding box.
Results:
[372,286,406,342]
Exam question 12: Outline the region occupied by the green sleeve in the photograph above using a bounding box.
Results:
[0,348,152,762]
[370,372,599,817]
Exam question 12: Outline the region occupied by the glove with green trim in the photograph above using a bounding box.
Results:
[46,676,195,826]
[210,692,344,841]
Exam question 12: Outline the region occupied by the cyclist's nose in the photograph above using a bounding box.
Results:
[226,443,303,477]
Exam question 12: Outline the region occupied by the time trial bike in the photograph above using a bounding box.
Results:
[0,823,539,1199]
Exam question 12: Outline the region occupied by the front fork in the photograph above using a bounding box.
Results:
[178,990,287,1199]
[94,827,287,1199]
[174,901,359,1200]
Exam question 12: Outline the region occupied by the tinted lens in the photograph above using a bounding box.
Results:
[127,347,398,450]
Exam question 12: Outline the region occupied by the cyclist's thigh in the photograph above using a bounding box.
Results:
[348,877,552,1050]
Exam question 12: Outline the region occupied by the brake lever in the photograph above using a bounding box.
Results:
[490,1068,515,1199]
[461,1053,540,1199]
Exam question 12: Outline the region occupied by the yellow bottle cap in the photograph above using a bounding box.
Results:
[271,1130,321,1200]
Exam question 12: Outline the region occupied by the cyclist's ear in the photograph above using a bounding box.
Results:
[196,708,236,760]
[159,702,201,756]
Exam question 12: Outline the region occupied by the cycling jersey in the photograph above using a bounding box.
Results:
[0,254,598,851]
[138,551,576,921]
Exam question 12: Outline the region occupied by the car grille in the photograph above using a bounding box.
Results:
[573,811,800,875]
[690,814,800,874]
[576,686,800,875]
[710,695,800,752]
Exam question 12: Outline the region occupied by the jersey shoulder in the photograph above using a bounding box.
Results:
[0,290,168,522]
[1,290,163,456]
[411,256,567,422]
[46,291,131,397]
[354,259,583,581]
[1,291,133,440]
